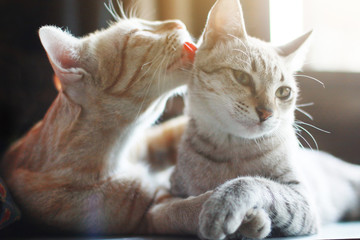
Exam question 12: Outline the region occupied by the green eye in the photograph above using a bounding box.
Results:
[276,86,292,100]
[234,71,251,86]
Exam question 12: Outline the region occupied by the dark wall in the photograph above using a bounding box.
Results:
[296,72,360,165]
[0,0,112,157]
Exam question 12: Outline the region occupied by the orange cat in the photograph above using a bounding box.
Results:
[1,16,211,235]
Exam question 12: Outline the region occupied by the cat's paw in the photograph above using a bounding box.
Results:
[199,195,238,239]
[199,197,271,240]
[237,207,271,239]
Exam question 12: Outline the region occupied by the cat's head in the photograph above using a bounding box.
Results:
[39,17,195,120]
[190,0,311,139]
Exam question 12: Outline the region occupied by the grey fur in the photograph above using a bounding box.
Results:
[170,0,360,239]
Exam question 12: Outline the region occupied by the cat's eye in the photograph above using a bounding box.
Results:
[276,86,292,100]
[234,71,252,86]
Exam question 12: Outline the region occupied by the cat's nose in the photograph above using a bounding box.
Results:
[256,107,273,122]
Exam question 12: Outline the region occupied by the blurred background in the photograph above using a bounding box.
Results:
[0,0,359,164]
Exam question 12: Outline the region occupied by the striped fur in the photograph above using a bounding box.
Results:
[170,0,360,239]
[0,16,212,235]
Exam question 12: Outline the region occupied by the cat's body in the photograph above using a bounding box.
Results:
[172,120,360,238]
[170,0,360,239]
[1,16,212,235]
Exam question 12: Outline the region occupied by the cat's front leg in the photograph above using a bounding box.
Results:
[144,190,213,235]
[198,177,271,240]
[199,176,318,240]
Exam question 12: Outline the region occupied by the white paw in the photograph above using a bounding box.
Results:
[238,207,271,239]
[199,195,247,240]
[199,197,271,240]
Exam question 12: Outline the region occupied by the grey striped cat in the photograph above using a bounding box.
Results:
[170,0,360,239]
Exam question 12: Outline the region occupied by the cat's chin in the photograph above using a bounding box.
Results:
[229,122,279,140]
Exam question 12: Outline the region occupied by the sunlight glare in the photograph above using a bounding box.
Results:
[269,0,303,45]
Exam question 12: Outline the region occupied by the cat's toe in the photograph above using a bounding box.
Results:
[239,208,271,239]
[223,211,243,235]
[199,197,241,240]
[199,206,227,239]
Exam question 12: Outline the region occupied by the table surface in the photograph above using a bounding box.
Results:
[105,222,360,240]
[1,221,360,239]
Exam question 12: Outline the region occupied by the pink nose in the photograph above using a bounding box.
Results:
[256,107,273,122]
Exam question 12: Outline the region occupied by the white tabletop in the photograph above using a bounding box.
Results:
[122,222,360,240]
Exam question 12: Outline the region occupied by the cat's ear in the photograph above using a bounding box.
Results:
[277,31,313,72]
[201,0,247,48]
[39,26,86,103]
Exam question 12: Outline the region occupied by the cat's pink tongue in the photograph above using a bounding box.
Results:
[182,42,197,64]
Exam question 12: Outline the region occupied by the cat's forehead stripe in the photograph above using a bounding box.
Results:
[259,55,267,71]
[250,49,286,84]
[272,65,278,75]
[280,74,285,82]
[251,59,257,72]
[104,31,133,92]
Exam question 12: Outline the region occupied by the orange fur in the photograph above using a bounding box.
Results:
[1,18,211,236]
[140,116,188,171]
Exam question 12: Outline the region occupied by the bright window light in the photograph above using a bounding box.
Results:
[269,0,303,45]
[270,0,360,72]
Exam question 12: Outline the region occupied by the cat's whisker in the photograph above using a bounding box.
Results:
[295,107,313,121]
[119,57,159,94]
[158,57,170,95]
[179,67,194,74]
[295,121,330,134]
[136,69,157,120]
[141,61,152,70]
[236,58,252,69]
[157,56,169,93]
[133,50,165,88]
[296,102,314,108]
[157,61,164,95]
[294,125,313,150]
[294,124,318,150]
[295,132,306,149]
[233,49,250,59]
[153,61,163,95]
[146,54,169,100]
[127,0,141,19]
[168,32,177,40]
[294,74,325,88]
[145,51,164,71]
[116,0,129,19]
[135,56,167,120]
[180,63,201,74]
[253,138,263,151]
[227,33,250,55]
[104,1,121,21]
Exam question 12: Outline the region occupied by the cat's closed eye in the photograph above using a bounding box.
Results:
[233,70,252,86]
[275,86,292,100]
